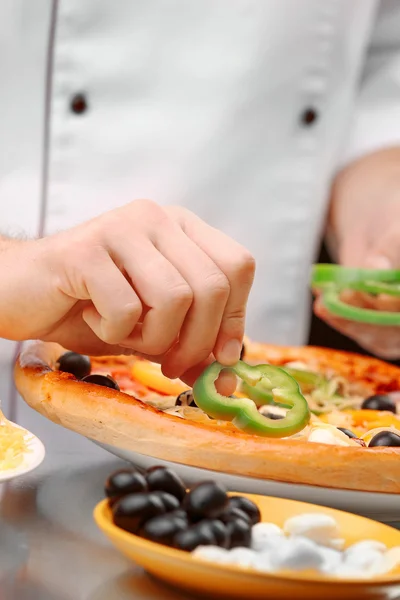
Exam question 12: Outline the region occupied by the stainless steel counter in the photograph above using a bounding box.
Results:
[0,399,197,600]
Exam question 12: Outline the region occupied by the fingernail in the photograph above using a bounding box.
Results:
[218,339,242,365]
[364,255,392,270]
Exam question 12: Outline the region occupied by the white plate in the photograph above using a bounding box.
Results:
[0,422,45,483]
[93,441,400,524]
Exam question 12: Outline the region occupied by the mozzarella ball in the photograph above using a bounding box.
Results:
[283,513,341,548]
[193,545,230,564]
[270,536,324,571]
[251,522,284,552]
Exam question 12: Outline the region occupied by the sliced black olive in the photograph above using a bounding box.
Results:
[361,394,396,413]
[105,469,147,505]
[57,351,91,380]
[183,481,228,521]
[145,466,186,502]
[112,493,166,534]
[337,427,357,439]
[369,431,400,448]
[264,412,284,420]
[139,513,187,546]
[175,390,197,408]
[81,374,120,391]
[148,491,180,512]
[228,496,261,525]
[173,524,216,552]
[226,518,252,549]
[219,506,252,525]
[196,519,229,548]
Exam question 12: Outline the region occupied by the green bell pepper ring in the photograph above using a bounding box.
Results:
[192,361,311,438]
[311,264,400,325]
[240,366,324,407]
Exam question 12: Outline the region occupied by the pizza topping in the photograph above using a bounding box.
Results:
[312,264,400,325]
[57,351,91,380]
[368,431,400,447]
[145,466,186,502]
[105,469,148,506]
[192,361,310,438]
[131,360,189,396]
[175,390,197,407]
[337,427,357,439]
[81,373,120,390]
[361,394,396,413]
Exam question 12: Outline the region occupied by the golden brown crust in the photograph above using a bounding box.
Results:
[14,340,400,494]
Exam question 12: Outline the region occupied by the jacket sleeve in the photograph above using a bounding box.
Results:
[340,0,400,167]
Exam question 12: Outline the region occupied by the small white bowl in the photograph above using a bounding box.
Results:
[0,421,45,483]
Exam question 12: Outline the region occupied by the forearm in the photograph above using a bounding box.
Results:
[328,147,400,263]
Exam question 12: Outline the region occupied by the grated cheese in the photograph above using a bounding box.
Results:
[0,411,29,471]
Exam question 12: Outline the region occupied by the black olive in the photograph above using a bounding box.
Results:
[264,412,284,420]
[240,343,245,360]
[148,491,180,512]
[145,467,186,502]
[173,524,216,552]
[226,518,252,549]
[57,351,91,380]
[219,506,252,525]
[175,390,196,408]
[369,431,400,448]
[361,394,396,413]
[196,519,229,548]
[81,374,120,391]
[168,509,189,523]
[139,513,187,546]
[228,496,261,525]
[105,469,147,505]
[112,493,165,534]
[183,481,228,521]
[337,427,357,439]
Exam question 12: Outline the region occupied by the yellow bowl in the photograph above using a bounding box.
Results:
[94,494,400,600]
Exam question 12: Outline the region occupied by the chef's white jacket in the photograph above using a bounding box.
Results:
[1,0,400,417]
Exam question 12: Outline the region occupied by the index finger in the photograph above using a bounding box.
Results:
[168,207,255,365]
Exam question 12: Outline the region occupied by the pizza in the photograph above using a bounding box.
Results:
[14,339,400,494]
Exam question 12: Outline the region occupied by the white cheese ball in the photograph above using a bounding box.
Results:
[251,522,284,552]
[283,513,341,548]
[344,540,386,556]
[193,546,230,564]
[269,536,324,571]
[225,547,257,568]
[342,548,389,575]
[318,547,343,575]
[252,551,273,573]
[385,546,400,572]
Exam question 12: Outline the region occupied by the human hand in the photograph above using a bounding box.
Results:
[0,200,255,384]
[314,149,400,359]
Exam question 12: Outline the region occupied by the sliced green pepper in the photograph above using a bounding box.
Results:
[241,366,324,407]
[192,361,310,438]
[311,264,400,325]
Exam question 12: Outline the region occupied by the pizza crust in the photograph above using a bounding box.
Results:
[14,341,400,494]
